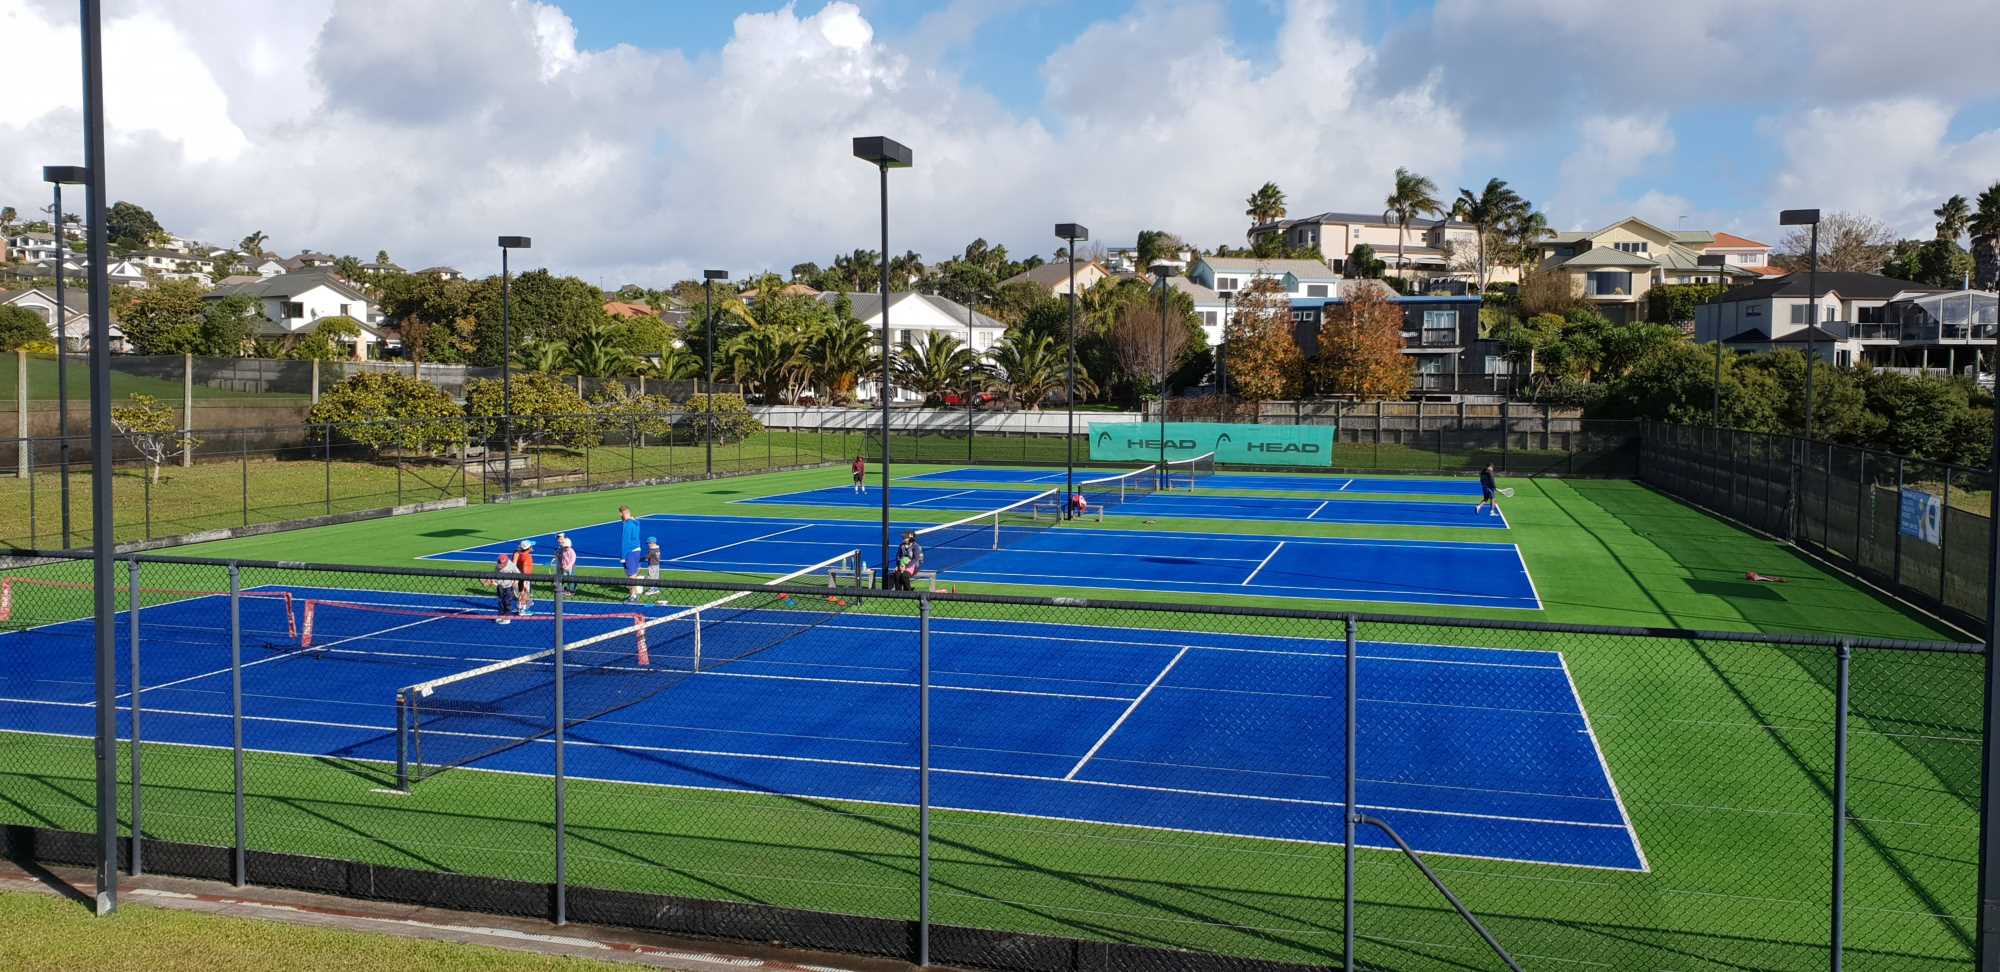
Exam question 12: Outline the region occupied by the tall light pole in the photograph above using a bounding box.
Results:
[853,136,912,585]
[79,0,119,914]
[702,269,728,477]
[44,165,87,548]
[1697,253,1728,427]
[1780,209,1821,437]
[1150,261,1178,489]
[1056,223,1088,514]
[496,236,531,495]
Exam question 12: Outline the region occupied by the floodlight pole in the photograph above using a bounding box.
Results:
[852,136,911,585]
[497,236,533,494]
[1057,224,1088,515]
[1151,263,1176,489]
[80,0,119,916]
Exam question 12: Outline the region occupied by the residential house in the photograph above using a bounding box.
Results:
[814,291,1007,403]
[0,287,125,352]
[203,271,382,360]
[129,248,214,287]
[1536,217,1758,323]
[103,258,148,289]
[741,283,821,305]
[358,260,405,276]
[248,257,287,277]
[1250,211,1485,282]
[1000,260,1109,297]
[1168,277,1227,347]
[1187,256,1342,302]
[416,266,464,281]
[1290,293,1498,398]
[603,301,658,320]
[1102,243,1195,274]
[1695,271,1994,371]
[1702,232,1785,276]
[281,250,335,273]
[7,232,59,265]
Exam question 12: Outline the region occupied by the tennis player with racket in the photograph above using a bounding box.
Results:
[1476,464,1515,517]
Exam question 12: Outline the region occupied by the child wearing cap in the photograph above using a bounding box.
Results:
[513,539,536,616]
[556,534,578,594]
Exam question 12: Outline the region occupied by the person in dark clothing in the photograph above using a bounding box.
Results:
[890,530,924,591]
[1476,464,1499,517]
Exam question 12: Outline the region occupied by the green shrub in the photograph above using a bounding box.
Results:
[465,372,599,451]
[675,393,762,443]
[308,372,464,455]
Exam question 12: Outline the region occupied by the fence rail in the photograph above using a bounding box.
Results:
[0,551,1981,971]
[1639,421,1994,632]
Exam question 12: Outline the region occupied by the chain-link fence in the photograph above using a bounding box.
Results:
[1640,422,1994,632]
[0,552,1979,971]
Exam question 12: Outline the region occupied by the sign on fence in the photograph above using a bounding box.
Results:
[1088,421,1334,467]
[1899,487,1942,545]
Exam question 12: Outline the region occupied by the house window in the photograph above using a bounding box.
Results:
[1216,276,1238,291]
[1291,309,1314,323]
[1422,310,1457,346]
[1485,355,1511,375]
[1587,272,1632,296]
[1745,305,1763,318]
[338,303,350,317]
[1614,241,1649,254]
[1790,305,1807,325]
[1306,284,1328,298]
[1857,306,1886,324]
[282,302,305,319]
[1415,355,1448,375]
[1201,310,1217,327]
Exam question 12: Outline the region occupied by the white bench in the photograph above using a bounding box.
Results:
[832,567,939,591]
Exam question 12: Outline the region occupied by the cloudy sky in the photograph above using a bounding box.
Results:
[4,0,1998,286]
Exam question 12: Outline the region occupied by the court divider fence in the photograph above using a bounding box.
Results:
[1639,421,1994,633]
[0,550,1981,972]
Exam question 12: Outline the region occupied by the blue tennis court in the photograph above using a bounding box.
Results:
[421,513,1540,610]
[743,485,1506,528]
[0,584,1642,870]
[902,467,1485,496]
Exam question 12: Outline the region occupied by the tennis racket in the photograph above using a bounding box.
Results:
[1498,487,1515,497]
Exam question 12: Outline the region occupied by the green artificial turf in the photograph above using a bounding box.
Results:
[0,462,1981,970]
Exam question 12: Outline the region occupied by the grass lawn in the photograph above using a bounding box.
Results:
[0,463,1980,970]
[0,354,295,404]
[0,889,637,972]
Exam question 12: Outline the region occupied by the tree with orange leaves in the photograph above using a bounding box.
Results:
[1221,276,1304,401]
[1314,282,1412,400]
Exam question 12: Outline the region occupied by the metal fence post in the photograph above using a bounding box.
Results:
[240,430,249,527]
[1854,451,1866,566]
[1343,615,1358,969]
[553,575,566,926]
[1893,457,1905,589]
[322,423,332,515]
[918,592,932,968]
[229,562,245,887]
[126,558,142,876]
[1823,442,1833,550]
[1942,475,1953,607]
[1833,639,1851,972]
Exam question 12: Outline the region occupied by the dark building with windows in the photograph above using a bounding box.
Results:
[1294,294,1505,398]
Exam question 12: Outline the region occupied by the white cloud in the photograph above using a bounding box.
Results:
[1546,114,1676,229]
[1762,98,2000,241]
[0,0,1471,286]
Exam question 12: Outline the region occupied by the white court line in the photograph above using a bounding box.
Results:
[1064,646,1189,780]
[670,524,813,563]
[1559,653,1650,872]
[118,611,452,702]
[1307,501,1330,519]
[946,567,1541,606]
[1241,542,1285,586]
[1336,480,1353,491]
[903,488,977,507]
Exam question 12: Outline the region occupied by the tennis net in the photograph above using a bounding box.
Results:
[1078,465,1158,507]
[391,547,863,786]
[1164,451,1217,490]
[903,488,1057,575]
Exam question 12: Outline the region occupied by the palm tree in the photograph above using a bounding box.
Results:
[564,322,641,379]
[239,230,268,260]
[651,340,702,380]
[1971,183,2000,290]
[726,327,811,404]
[1244,182,1287,229]
[1505,209,1553,279]
[891,331,982,406]
[808,314,876,404]
[0,207,15,235]
[985,332,1074,410]
[1935,194,1972,242]
[1382,168,1442,280]
[515,339,567,375]
[1450,178,1529,290]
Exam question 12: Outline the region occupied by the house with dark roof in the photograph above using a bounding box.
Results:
[203,271,381,359]
[0,287,124,352]
[1693,271,1985,369]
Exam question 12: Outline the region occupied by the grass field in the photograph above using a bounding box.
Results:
[0,354,289,404]
[0,463,1980,970]
[0,890,637,972]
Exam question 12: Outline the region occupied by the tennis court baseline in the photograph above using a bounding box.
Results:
[422,513,1540,610]
[0,584,1641,870]
[902,467,1485,496]
[744,484,1507,528]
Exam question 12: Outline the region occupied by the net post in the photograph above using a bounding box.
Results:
[394,692,410,792]
[1343,614,1358,969]
[692,607,703,673]
[126,558,142,877]
[1832,639,1850,972]
[917,592,932,968]
[229,563,246,888]
[553,577,567,927]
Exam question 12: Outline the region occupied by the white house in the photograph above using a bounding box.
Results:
[203,271,381,360]
[0,287,125,351]
[247,257,287,277]
[1250,211,1485,281]
[814,291,1008,403]
[1694,271,1942,367]
[1000,260,1109,297]
[104,259,148,289]
[1187,256,1342,301]
[416,266,464,281]
[7,232,59,265]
